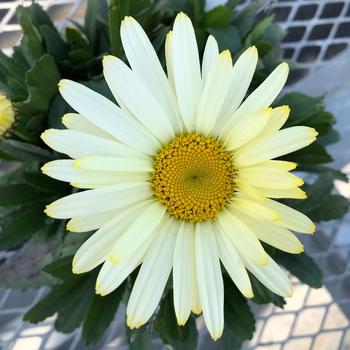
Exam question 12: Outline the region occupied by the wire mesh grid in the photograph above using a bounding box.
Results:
[0,0,350,349]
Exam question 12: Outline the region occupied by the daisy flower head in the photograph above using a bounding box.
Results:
[41,13,317,340]
[0,92,15,138]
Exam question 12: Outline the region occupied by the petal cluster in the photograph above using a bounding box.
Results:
[41,13,317,340]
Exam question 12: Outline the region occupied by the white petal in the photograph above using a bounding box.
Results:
[109,201,166,263]
[165,31,175,90]
[196,51,233,135]
[45,182,152,219]
[214,223,253,298]
[235,126,318,167]
[61,113,114,139]
[224,108,271,150]
[195,222,224,341]
[230,197,280,221]
[238,165,304,190]
[121,16,182,133]
[103,56,175,142]
[42,160,147,186]
[41,129,146,159]
[73,156,152,173]
[257,186,307,199]
[58,80,160,155]
[265,199,316,234]
[213,46,258,135]
[220,62,288,139]
[171,13,202,131]
[217,209,269,265]
[260,105,290,136]
[243,256,293,297]
[127,217,177,328]
[72,201,150,273]
[67,208,123,232]
[202,35,219,82]
[96,235,154,296]
[237,212,304,254]
[173,222,200,325]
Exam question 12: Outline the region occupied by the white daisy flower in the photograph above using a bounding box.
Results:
[41,13,317,340]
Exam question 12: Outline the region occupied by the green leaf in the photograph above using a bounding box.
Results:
[299,165,348,182]
[40,25,69,61]
[223,277,255,340]
[292,173,334,213]
[44,255,75,280]
[16,53,61,115]
[0,183,54,207]
[108,0,125,57]
[154,291,198,350]
[251,275,285,308]
[309,195,349,222]
[249,15,274,42]
[129,330,152,350]
[283,142,333,164]
[201,5,232,28]
[219,328,243,350]
[303,111,334,136]
[24,272,95,334]
[207,25,241,53]
[16,6,45,65]
[83,284,126,344]
[0,205,47,250]
[22,171,70,194]
[277,93,324,126]
[274,252,323,288]
[54,276,95,333]
[26,3,56,29]
[234,0,265,37]
[85,0,105,52]
[48,94,72,129]
[0,139,54,162]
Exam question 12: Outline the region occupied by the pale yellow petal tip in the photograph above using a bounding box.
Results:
[246,46,258,56]
[210,329,223,341]
[192,306,202,315]
[40,129,52,142]
[40,164,48,174]
[66,221,74,232]
[58,79,67,89]
[102,55,115,65]
[176,318,187,326]
[176,12,190,22]
[126,317,143,330]
[245,289,254,299]
[280,61,289,70]
[71,262,81,275]
[220,49,231,58]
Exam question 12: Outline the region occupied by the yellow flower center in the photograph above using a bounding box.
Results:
[152,134,236,222]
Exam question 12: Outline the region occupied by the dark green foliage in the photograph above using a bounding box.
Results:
[223,277,255,340]
[274,253,323,289]
[25,255,126,342]
[251,275,286,308]
[154,291,198,349]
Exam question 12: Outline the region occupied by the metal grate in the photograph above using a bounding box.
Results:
[0,1,350,349]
